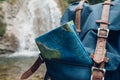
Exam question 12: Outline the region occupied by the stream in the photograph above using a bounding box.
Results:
[0,0,62,80]
[0,56,46,80]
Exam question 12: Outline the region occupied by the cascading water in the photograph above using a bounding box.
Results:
[0,0,62,79]
[10,0,62,56]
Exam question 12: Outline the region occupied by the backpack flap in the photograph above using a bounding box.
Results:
[35,21,92,65]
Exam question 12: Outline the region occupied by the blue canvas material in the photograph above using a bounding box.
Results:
[36,21,93,80]
[35,0,120,80]
[61,0,120,71]
[36,21,92,65]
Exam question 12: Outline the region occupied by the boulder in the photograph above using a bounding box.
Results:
[0,34,18,54]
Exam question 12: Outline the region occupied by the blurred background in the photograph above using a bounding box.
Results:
[0,0,105,80]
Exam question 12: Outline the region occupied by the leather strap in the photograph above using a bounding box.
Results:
[91,0,112,80]
[93,0,111,64]
[21,55,44,79]
[75,0,88,33]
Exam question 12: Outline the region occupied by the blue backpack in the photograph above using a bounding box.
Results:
[21,0,120,80]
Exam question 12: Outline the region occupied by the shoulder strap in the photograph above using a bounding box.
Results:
[91,0,113,80]
[75,0,88,33]
[21,55,44,79]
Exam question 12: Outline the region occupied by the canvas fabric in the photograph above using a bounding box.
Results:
[35,0,120,80]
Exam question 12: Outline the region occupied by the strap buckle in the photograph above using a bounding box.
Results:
[97,28,109,38]
[39,54,44,63]
[91,67,106,80]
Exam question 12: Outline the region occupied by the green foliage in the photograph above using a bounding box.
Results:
[0,15,4,19]
[0,20,6,36]
[0,7,2,11]
[0,0,9,3]
[0,0,9,36]
[0,0,17,4]
[59,0,69,13]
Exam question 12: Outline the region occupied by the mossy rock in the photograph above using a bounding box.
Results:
[0,0,17,4]
[0,21,6,37]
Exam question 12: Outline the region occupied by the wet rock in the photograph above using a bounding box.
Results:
[0,34,18,54]
[0,47,15,54]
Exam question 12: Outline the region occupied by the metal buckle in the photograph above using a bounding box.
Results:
[97,28,109,38]
[91,67,106,80]
[92,67,106,74]
[39,54,44,63]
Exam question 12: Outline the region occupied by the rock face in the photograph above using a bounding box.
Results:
[0,1,19,54]
[0,3,6,37]
[0,0,62,54]
[0,34,18,54]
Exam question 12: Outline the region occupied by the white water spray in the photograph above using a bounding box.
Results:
[10,0,61,57]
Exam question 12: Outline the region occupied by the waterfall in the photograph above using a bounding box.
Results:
[10,0,62,57]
